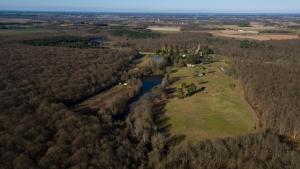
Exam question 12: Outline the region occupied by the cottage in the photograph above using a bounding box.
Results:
[187,64,196,67]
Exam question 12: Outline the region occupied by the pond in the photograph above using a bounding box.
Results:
[152,55,163,63]
[129,75,163,106]
[140,75,164,96]
[66,75,164,108]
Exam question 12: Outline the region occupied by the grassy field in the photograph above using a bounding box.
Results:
[165,57,257,142]
[147,26,182,33]
[0,28,52,36]
[73,84,135,112]
[189,22,300,40]
[211,30,299,41]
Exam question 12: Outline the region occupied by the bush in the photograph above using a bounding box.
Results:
[177,83,197,98]
[187,83,197,96]
[240,40,251,48]
[176,88,185,99]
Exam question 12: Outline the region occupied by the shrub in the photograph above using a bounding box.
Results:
[176,88,185,99]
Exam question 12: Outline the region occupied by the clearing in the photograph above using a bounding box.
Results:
[0,28,52,36]
[190,22,300,41]
[165,58,257,142]
[211,30,299,41]
[147,26,181,32]
[73,85,134,112]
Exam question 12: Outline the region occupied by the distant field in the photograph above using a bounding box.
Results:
[165,58,257,142]
[147,26,181,32]
[201,22,300,40]
[0,18,33,23]
[211,30,299,40]
[0,28,52,36]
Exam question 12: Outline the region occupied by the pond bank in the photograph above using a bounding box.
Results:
[71,75,164,114]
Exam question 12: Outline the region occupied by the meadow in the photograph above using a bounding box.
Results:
[0,28,51,36]
[165,58,257,142]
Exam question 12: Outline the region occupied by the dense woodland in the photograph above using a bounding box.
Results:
[110,28,161,39]
[0,30,299,169]
[0,41,140,168]
[226,40,300,135]
[22,36,103,48]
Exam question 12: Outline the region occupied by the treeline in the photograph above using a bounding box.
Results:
[110,28,161,39]
[126,32,212,52]
[259,29,291,34]
[226,40,300,135]
[164,130,300,169]
[0,22,34,29]
[22,36,102,48]
[211,38,300,135]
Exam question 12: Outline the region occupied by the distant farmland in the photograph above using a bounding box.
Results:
[147,26,181,32]
[212,30,300,41]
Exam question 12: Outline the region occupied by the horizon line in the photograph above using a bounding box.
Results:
[1,9,300,15]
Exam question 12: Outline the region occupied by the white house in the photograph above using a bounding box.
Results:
[187,64,196,67]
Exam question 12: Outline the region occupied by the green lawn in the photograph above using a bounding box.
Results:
[165,58,257,142]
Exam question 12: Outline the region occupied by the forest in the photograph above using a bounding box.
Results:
[110,28,161,39]
[22,36,103,48]
[0,29,299,169]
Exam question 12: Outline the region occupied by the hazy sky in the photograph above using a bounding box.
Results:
[1,0,300,13]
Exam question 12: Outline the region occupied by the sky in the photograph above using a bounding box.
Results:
[0,0,300,13]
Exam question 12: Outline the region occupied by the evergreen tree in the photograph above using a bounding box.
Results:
[176,88,185,99]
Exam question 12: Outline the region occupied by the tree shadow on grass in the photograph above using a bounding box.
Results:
[165,87,176,95]
[197,87,206,93]
[167,134,186,147]
[153,98,186,146]
[199,81,209,85]
[169,69,178,74]
[170,76,189,84]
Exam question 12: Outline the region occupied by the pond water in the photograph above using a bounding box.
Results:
[129,75,163,105]
[152,55,163,63]
[140,75,164,96]
[67,75,163,108]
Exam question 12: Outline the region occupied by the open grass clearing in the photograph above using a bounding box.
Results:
[147,26,182,33]
[0,28,52,36]
[211,30,300,40]
[73,85,134,111]
[191,23,300,40]
[165,58,257,143]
